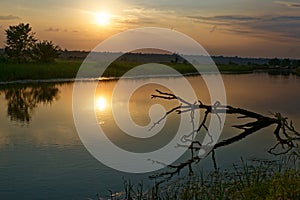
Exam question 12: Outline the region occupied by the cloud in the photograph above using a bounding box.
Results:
[0,15,20,20]
[187,15,262,28]
[45,27,80,34]
[45,27,60,32]
[114,14,155,27]
[189,15,260,22]
[275,1,300,8]
[271,15,300,21]
[114,6,174,28]
[187,14,300,41]
[249,15,300,38]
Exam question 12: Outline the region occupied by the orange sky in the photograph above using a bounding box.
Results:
[0,0,300,58]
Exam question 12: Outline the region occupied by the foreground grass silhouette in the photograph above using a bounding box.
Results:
[98,155,299,200]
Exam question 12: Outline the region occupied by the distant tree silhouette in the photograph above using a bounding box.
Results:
[280,58,291,68]
[5,23,60,63]
[268,58,281,67]
[292,60,300,68]
[32,40,60,63]
[5,23,37,63]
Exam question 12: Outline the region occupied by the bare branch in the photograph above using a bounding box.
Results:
[149,90,300,181]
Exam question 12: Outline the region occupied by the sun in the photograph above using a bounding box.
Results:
[96,96,107,111]
[94,11,111,26]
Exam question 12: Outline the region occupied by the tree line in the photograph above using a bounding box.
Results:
[3,23,60,63]
[268,57,300,68]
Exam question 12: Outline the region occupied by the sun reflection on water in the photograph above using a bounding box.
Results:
[95,96,107,111]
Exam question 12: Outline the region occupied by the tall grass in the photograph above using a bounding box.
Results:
[0,60,81,82]
[97,153,299,200]
[0,59,276,82]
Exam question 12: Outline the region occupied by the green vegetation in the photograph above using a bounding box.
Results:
[1,59,299,82]
[218,64,256,73]
[31,40,60,63]
[0,60,81,82]
[102,61,145,77]
[101,155,299,200]
[0,61,252,82]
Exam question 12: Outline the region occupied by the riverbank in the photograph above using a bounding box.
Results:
[0,59,298,82]
[0,60,81,82]
[103,156,299,199]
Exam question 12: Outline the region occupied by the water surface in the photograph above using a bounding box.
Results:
[0,74,299,199]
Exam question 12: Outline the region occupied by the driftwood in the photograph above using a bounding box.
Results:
[149,90,300,181]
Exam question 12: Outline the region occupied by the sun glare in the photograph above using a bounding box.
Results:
[94,11,111,26]
[96,96,107,111]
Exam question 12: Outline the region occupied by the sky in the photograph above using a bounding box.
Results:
[0,0,299,58]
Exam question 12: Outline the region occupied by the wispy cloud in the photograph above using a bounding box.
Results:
[45,27,80,34]
[114,7,175,28]
[248,15,300,38]
[187,15,261,28]
[275,1,300,8]
[189,15,260,22]
[0,15,20,20]
[187,14,300,41]
[45,27,60,32]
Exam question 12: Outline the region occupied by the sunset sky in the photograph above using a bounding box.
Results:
[0,0,299,58]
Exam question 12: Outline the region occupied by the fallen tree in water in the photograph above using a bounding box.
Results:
[149,90,300,181]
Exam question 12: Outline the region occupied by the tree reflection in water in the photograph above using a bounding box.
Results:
[0,83,60,123]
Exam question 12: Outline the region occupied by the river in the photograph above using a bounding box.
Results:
[0,73,299,199]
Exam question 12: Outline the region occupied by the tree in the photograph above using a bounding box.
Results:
[268,58,281,66]
[5,23,61,63]
[280,58,291,67]
[32,40,61,63]
[291,60,300,68]
[5,23,37,63]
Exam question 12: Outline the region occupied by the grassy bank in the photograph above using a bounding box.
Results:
[0,60,81,82]
[99,156,299,200]
[0,59,296,82]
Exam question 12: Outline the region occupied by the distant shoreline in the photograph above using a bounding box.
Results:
[0,69,298,85]
[0,52,299,83]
